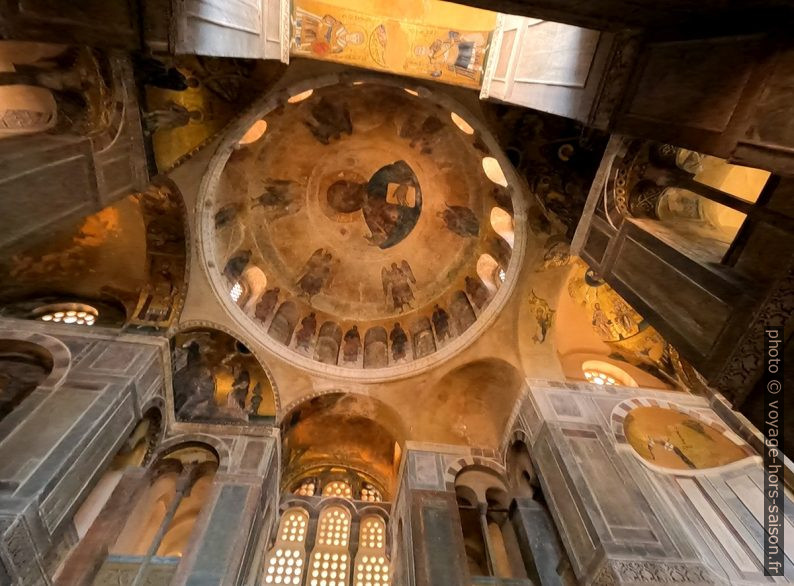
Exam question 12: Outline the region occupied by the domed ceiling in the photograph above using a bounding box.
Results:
[199,77,525,378]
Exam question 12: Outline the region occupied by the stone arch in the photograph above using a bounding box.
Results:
[268,301,299,345]
[154,434,230,473]
[444,457,507,492]
[0,330,70,391]
[414,358,524,448]
[278,391,408,497]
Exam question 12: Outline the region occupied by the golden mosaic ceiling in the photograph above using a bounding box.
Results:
[199,77,525,376]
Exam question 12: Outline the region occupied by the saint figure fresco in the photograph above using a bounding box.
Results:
[382,260,417,312]
[439,204,479,238]
[296,248,335,299]
[527,290,554,344]
[293,10,365,57]
[415,31,487,81]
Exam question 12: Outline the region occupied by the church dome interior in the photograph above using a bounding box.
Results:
[200,77,525,377]
[0,2,792,585]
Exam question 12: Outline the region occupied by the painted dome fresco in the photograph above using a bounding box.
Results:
[199,76,526,378]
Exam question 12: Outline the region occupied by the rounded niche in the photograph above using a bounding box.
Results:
[198,75,527,379]
[620,405,754,472]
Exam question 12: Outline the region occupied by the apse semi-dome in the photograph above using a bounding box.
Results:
[199,75,527,379]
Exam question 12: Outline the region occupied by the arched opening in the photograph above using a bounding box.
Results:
[72,410,162,539]
[476,253,501,294]
[582,360,637,387]
[110,445,218,558]
[77,444,219,584]
[505,440,535,499]
[239,265,267,313]
[482,157,508,187]
[503,441,572,585]
[287,89,314,103]
[490,207,515,248]
[262,507,310,584]
[237,119,267,146]
[450,112,474,135]
[353,515,390,586]
[0,338,52,422]
[454,467,526,579]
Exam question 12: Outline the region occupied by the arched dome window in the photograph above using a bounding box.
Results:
[237,119,267,146]
[450,112,474,135]
[322,479,353,499]
[294,478,317,497]
[229,281,244,303]
[582,360,637,387]
[490,207,515,248]
[287,89,313,103]
[482,157,508,187]
[360,483,382,503]
[476,254,501,294]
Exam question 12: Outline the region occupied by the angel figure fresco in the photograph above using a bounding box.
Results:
[251,178,302,220]
[527,290,555,344]
[415,31,487,81]
[591,302,615,341]
[439,203,479,238]
[382,260,417,312]
[292,9,364,57]
[297,248,335,299]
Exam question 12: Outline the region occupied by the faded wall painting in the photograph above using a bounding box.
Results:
[624,407,751,470]
[207,80,519,372]
[290,0,496,89]
[171,329,276,423]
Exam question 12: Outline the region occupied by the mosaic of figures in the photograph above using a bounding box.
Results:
[171,329,276,423]
[624,407,751,470]
[290,0,495,89]
[223,251,496,369]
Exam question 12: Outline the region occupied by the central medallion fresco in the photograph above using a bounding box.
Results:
[200,77,525,377]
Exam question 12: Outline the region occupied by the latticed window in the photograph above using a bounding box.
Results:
[354,515,390,586]
[322,479,352,499]
[294,478,316,497]
[263,508,309,585]
[359,483,382,503]
[230,281,244,303]
[306,506,351,586]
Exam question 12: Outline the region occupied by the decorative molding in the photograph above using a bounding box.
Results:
[712,264,794,404]
[479,12,505,100]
